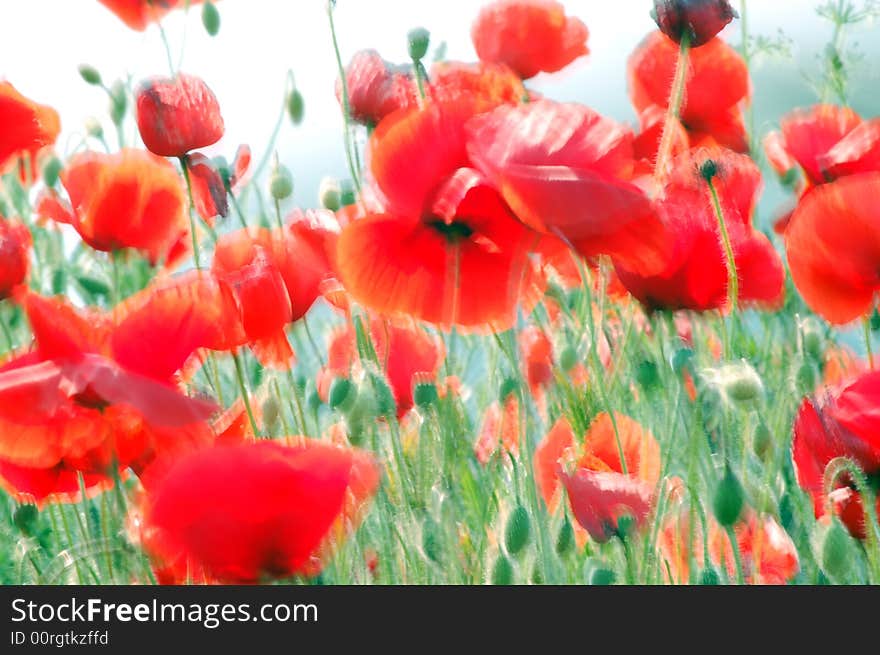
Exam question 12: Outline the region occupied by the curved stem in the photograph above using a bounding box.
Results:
[706,176,738,358]
[327,1,362,194]
[864,317,875,370]
[653,33,691,185]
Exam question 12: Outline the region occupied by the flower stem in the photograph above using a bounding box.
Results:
[864,316,875,370]
[327,1,362,194]
[706,175,738,358]
[179,157,203,270]
[232,351,260,437]
[653,32,691,185]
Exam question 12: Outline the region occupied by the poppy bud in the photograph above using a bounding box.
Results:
[413,379,439,409]
[422,516,443,563]
[319,177,342,211]
[713,464,745,528]
[202,1,221,36]
[590,566,616,586]
[85,117,104,139]
[42,156,62,188]
[287,89,305,126]
[615,513,637,540]
[715,362,763,403]
[307,389,323,412]
[0,218,31,300]
[636,360,660,391]
[800,316,824,359]
[407,27,430,61]
[820,519,856,583]
[698,567,720,585]
[339,180,357,207]
[531,564,544,584]
[109,80,127,125]
[499,377,520,402]
[261,397,280,433]
[329,377,357,412]
[78,64,103,86]
[556,517,575,555]
[490,552,514,585]
[795,360,817,395]
[13,504,38,536]
[369,372,397,419]
[559,344,578,372]
[672,348,695,375]
[270,166,294,200]
[752,421,772,460]
[504,505,531,556]
[652,0,737,48]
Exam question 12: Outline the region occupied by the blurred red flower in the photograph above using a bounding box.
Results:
[652,0,737,48]
[142,440,379,583]
[792,370,880,539]
[37,149,188,266]
[0,217,31,300]
[337,50,420,127]
[0,82,60,184]
[785,172,880,325]
[136,73,224,158]
[471,0,589,79]
[615,148,784,312]
[429,61,526,111]
[466,99,670,277]
[98,0,209,31]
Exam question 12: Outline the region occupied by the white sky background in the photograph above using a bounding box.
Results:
[1,0,879,206]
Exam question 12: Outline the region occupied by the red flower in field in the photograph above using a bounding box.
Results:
[659,510,799,584]
[652,0,737,48]
[474,395,521,464]
[37,149,188,265]
[0,459,113,506]
[141,440,379,583]
[136,73,224,158]
[0,217,31,300]
[823,346,866,389]
[185,144,251,224]
[430,61,526,111]
[471,0,589,79]
[785,172,880,325]
[316,317,443,418]
[764,105,862,188]
[820,118,880,179]
[629,32,750,153]
[519,326,554,399]
[537,413,661,542]
[337,50,419,127]
[98,0,209,31]
[792,370,880,539]
[466,100,670,277]
[336,101,544,331]
[0,82,60,183]
[615,148,785,312]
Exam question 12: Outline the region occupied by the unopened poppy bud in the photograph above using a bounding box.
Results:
[715,362,763,403]
[329,377,357,412]
[78,64,103,86]
[84,117,104,139]
[713,464,745,528]
[652,0,737,48]
[42,156,62,188]
[407,27,431,61]
[556,518,575,555]
[422,516,442,563]
[698,567,720,585]
[590,566,616,586]
[800,317,824,358]
[795,360,817,395]
[490,553,514,585]
[531,564,544,584]
[413,379,439,409]
[615,513,637,540]
[636,360,660,391]
[369,372,397,418]
[672,347,694,375]
[261,397,280,432]
[319,177,342,211]
[109,80,127,125]
[499,377,520,402]
[559,344,578,372]
[202,1,221,36]
[287,89,305,126]
[339,180,356,207]
[820,519,855,583]
[752,421,773,460]
[504,505,531,556]
[13,504,38,536]
[270,166,294,200]
[871,308,880,333]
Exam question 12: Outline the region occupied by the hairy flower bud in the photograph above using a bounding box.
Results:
[652,0,738,48]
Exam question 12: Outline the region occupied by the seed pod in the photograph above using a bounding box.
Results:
[269,166,294,200]
[723,362,763,403]
[287,89,305,126]
[712,464,745,528]
[407,27,431,61]
[504,505,531,556]
[202,1,221,36]
[413,380,439,409]
[78,64,102,86]
[490,553,514,585]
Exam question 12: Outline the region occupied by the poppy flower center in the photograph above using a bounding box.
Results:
[426,218,475,243]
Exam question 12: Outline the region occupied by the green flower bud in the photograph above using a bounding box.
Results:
[13,504,38,536]
[590,567,616,586]
[202,1,221,36]
[413,379,439,409]
[752,421,772,460]
[78,64,102,86]
[531,564,544,585]
[490,553,514,585]
[800,316,824,359]
[422,517,442,563]
[671,347,694,375]
[795,360,817,395]
[109,80,127,125]
[287,89,305,126]
[329,377,356,412]
[722,362,763,403]
[556,517,575,555]
[307,389,323,412]
[499,377,519,402]
[698,567,720,585]
[636,360,660,391]
[713,464,745,528]
[261,397,280,432]
[369,372,397,419]
[820,519,855,583]
[559,344,578,372]
[339,180,356,207]
[407,27,431,61]
[85,117,104,139]
[504,505,531,556]
[269,166,294,200]
[42,156,63,188]
[319,177,342,211]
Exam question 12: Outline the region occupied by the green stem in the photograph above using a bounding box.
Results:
[326,1,362,193]
[864,317,875,370]
[706,176,738,358]
[232,352,260,437]
[179,157,203,270]
[725,526,746,585]
[654,32,691,184]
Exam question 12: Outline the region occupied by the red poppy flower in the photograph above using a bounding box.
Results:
[785,172,880,325]
[519,326,554,399]
[97,0,209,31]
[616,148,784,312]
[0,217,31,300]
[0,82,60,183]
[541,413,660,542]
[429,61,526,111]
[823,346,866,389]
[336,101,544,330]
[820,118,880,180]
[185,145,251,224]
[764,105,862,187]
[628,32,749,153]
[792,370,880,539]
[141,440,379,583]
[652,0,737,48]
[466,99,670,277]
[136,73,224,158]
[471,0,589,79]
[37,149,188,265]
[337,50,419,127]
[0,458,113,506]
[316,317,443,418]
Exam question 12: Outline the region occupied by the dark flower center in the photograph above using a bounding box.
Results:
[427,218,474,243]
